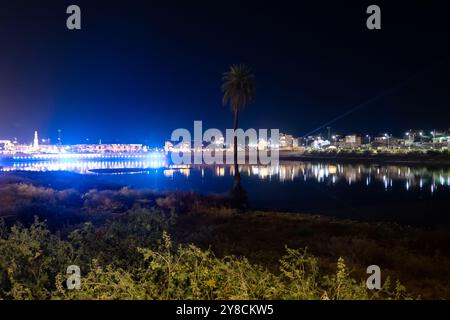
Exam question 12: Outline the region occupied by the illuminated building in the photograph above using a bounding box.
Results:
[311,137,330,149]
[0,140,13,152]
[70,144,145,154]
[257,138,268,150]
[33,131,39,149]
[344,135,362,147]
[279,133,294,149]
[0,131,149,157]
[293,138,305,148]
[164,141,174,152]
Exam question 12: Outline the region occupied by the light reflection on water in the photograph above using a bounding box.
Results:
[1,158,449,194]
[0,159,167,173]
[2,158,450,224]
[218,163,450,194]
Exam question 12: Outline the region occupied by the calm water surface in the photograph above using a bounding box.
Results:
[1,157,449,225]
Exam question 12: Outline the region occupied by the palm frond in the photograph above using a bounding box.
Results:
[221,64,255,113]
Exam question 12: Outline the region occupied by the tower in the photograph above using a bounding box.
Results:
[33,131,39,148]
[57,129,62,145]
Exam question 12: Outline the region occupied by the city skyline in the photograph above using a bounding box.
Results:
[1,126,449,159]
[1,126,449,146]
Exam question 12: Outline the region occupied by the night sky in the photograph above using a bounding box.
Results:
[0,0,449,145]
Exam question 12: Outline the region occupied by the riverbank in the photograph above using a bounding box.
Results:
[279,151,450,166]
[174,207,450,299]
[0,174,449,299]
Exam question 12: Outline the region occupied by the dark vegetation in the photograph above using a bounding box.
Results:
[0,172,449,299]
[282,148,450,165]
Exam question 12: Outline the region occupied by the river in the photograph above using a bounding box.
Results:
[1,156,449,225]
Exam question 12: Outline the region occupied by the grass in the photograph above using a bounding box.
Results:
[0,173,449,299]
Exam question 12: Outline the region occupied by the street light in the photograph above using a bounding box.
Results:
[332,135,337,144]
[384,133,391,148]
[431,130,436,147]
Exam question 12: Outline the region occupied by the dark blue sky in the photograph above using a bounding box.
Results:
[0,0,449,146]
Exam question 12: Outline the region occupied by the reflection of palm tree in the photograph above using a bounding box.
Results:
[230,163,247,208]
[222,65,255,205]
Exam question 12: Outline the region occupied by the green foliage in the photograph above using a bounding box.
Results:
[55,233,407,300]
[278,247,320,299]
[426,149,444,156]
[69,206,176,269]
[322,257,369,300]
[0,218,73,299]
[0,212,411,300]
[54,260,148,300]
[136,233,283,300]
[222,64,255,114]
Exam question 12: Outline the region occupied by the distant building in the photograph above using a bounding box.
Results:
[164,141,174,152]
[70,144,144,153]
[0,140,13,151]
[168,141,191,152]
[330,134,344,146]
[257,138,269,150]
[214,136,225,149]
[33,131,39,149]
[405,130,432,145]
[373,134,403,148]
[279,133,294,149]
[293,137,305,148]
[431,130,450,146]
[344,135,362,147]
[311,137,330,149]
[373,136,387,145]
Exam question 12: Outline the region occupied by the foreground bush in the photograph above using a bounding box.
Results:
[0,217,409,300]
[0,219,73,299]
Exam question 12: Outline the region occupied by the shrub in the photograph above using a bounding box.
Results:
[51,232,409,300]
[0,218,73,299]
[0,211,412,300]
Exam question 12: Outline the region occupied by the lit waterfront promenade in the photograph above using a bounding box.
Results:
[0,152,166,161]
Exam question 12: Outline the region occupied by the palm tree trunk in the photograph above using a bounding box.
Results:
[233,110,239,165]
[232,110,241,189]
[230,110,246,208]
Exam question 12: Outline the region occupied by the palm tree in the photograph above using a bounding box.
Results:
[222,64,256,165]
[222,64,255,206]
